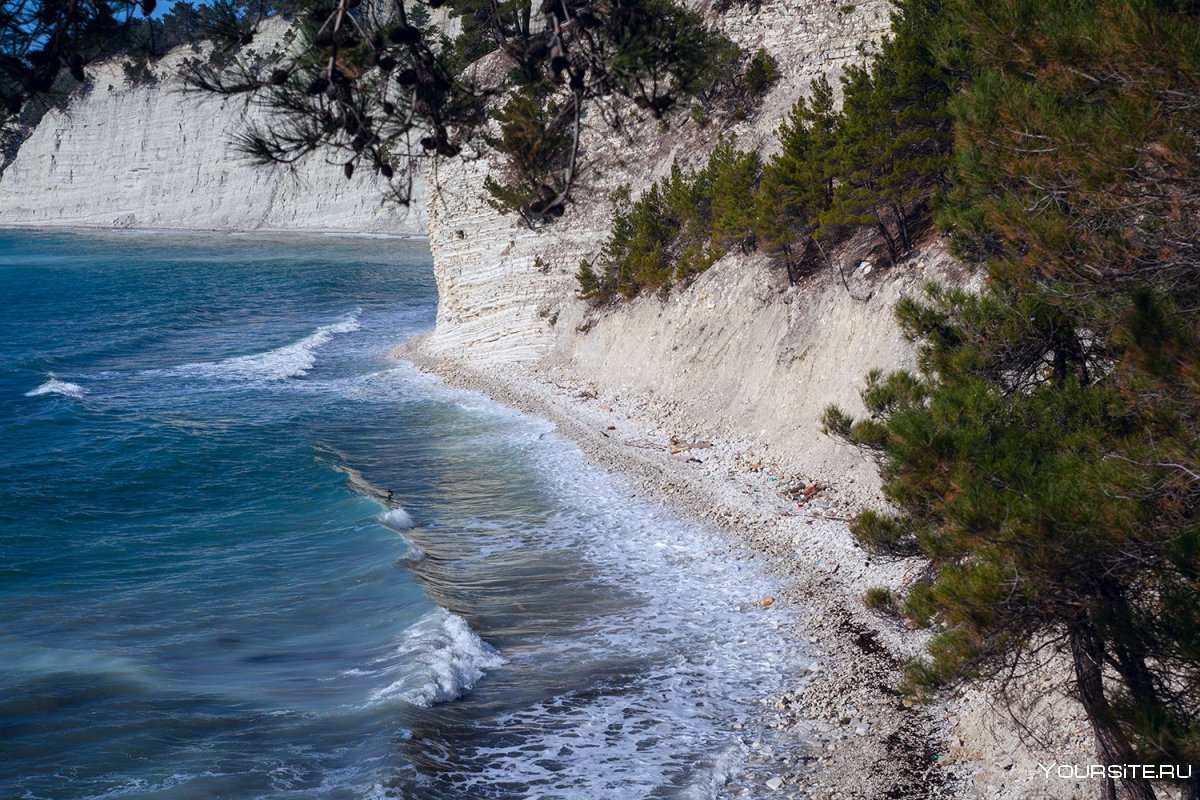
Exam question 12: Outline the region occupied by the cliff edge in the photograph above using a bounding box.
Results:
[412,3,1097,797]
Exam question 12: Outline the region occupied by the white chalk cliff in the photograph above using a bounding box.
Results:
[426,0,897,365]
[0,28,425,233]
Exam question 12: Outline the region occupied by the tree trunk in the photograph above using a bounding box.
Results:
[812,237,853,295]
[1069,623,1157,800]
[874,211,898,266]
[892,202,912,252]
[783,244,798,285]
[517,0,531,39]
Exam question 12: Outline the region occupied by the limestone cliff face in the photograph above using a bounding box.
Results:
[423,0,940,487]
[0,38,425,233]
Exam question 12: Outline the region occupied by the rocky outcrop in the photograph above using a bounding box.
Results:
[0,32,425,233]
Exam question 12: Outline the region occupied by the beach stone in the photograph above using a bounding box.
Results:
[766,776,784,791]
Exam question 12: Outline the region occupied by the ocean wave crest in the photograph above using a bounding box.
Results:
[25,377,86,399]
[177,312,360,381]
[380,508,424,561]
[367,608,503,708]
[381,507,415,530]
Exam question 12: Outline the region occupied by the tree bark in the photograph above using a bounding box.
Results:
[783,243,797,285]
[892,202,912,252]
[873,211,898,266]
[1069,622,1157,800]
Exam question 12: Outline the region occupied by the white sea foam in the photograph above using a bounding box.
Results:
[320,231,412,240]
[399,539,425,563]
[176,312,360,381]
[25,377,86,399]
[369,372,808,796]
[366,607,504,708]
[381,507,415,530]
[381,508,424,561]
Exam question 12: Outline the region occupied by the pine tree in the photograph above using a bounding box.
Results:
[755,74,837,281]
[830,3,1200,799]
[575,258,608,302]
[821,0,953,264]
[708,137,762,254]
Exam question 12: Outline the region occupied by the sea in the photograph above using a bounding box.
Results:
[0,229,803,799]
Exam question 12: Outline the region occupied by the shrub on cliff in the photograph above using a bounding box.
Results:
[744,49,778,95]
[577,138,760,303]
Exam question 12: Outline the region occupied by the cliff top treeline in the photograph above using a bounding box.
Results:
[577,0,951,303]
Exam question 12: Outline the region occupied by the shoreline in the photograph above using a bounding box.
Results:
[3,223,1092,795]
[397,334,972,799]
[0,223,429,240]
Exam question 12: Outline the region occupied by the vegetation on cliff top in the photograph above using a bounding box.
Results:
[578,0,953,303]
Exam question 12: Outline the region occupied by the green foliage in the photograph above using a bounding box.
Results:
[863,586,897,613]
[578,137,760,303]
[445,0,524,74]
[582,0,959,301]
[744,48,779,95]
[850,510,919,557]
[575,259,602,299]
[723,0,958,277]
[708,141,762,254]
[606,0,742,108]
[831,0,1200,789]
[755,74,838,279]
[465,0,744,223]
[483,85,571,220]
[821,0,955,263]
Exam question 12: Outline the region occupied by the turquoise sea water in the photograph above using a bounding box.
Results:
[0,229,801,799]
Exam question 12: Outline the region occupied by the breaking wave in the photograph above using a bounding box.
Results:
[175,312,360,381]
[366,608,504,708]
[381,507,415,530]
[25,376,86,399]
